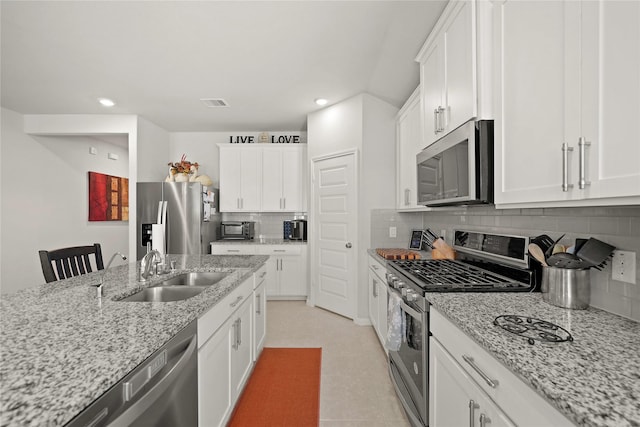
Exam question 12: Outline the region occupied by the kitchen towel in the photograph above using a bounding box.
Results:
[151,224,165,259]
[386,292,403,351]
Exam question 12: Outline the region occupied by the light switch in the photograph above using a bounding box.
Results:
[389,226,397,238]
[108,153,119,160]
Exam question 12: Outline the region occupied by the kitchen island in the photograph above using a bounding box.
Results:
[0,254,268,427]
[427,293,640,427]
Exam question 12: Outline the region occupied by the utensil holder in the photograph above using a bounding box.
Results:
[541,266,590,310]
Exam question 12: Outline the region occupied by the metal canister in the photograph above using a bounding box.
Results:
[541,266,590,310]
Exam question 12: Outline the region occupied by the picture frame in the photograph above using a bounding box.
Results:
[409,229,423,250]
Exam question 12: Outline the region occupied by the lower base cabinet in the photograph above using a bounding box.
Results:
[368,254,388,351]
[197,267,264,427]
[253,265,267,361]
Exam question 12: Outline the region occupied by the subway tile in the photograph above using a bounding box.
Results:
[589,217,619,235]
[556,217,590,234]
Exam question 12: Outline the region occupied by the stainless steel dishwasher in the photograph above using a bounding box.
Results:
[66,321,198,427]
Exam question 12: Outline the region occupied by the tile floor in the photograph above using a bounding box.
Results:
[265,300,411,427]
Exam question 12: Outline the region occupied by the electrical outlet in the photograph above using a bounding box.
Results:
[389,226,397,238]
[612,250,636,284]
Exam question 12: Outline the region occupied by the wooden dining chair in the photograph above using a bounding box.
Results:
[39,243,104,283]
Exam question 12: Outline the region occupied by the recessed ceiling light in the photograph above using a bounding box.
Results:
[315,98,328,106]
[98,98,115,107]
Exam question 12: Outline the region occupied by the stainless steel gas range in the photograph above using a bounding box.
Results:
[385,230,538,427]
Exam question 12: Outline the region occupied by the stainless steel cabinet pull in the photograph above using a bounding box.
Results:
[404,188,410,206]
[433,108,439,134]
[237,318,242,346]
[227,249,240,253]
[462,355,499,388]
[260,271,267,278]
[372,280,378,297]
[479,413,488,427]
[256,294,261,314]
[274,249,286,253]
[469,400,477,427]
[232,319,238,350]
[437,106,446,132]
[230,295,243,308]
[561,143,574,192]
[578,137,591,189]
[283,198,286,209]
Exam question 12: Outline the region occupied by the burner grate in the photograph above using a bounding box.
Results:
[494,315,574,345]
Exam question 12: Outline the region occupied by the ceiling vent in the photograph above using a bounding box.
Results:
[201,98,229,108]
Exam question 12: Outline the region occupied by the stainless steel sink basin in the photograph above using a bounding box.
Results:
[117,271,229,302]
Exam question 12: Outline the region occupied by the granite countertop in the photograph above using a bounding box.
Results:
[428,293,640,427]
[0,254,268,427]
[367,249,640,426]
[212,238,307,245]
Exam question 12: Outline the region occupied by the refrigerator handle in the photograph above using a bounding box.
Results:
[161,201,168,226]
[156,201,163,224]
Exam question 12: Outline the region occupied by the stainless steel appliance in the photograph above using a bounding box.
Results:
[220,221,255,240]
[289,219,307,241]
[137,182,220,260]
[417,120,493,207]
[385,230,536,427]
[66,321,198,427]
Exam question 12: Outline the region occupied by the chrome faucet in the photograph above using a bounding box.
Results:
[139,250,162,282]
[96,252,127,298]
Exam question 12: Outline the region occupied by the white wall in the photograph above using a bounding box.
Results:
[0,108,130,293]
[137,117,170,182]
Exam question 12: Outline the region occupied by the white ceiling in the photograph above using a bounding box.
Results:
[1,1,446,132]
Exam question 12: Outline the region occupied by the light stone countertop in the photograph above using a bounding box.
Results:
[211,238,307,245]
[0,254,268,427]
[367,249,640,427]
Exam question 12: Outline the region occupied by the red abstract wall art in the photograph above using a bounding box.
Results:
[88,172,129,221]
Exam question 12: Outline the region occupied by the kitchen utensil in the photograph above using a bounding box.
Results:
[574,238,588,253]
[421,229,439,249]
[432,238,456,260]
[546,252,589,269]
[542,266,590,309]
[531,234,555,254]
[527,243,548,266]
[551,244,566,254]
[545,233,566,258]
[575,238,615,267]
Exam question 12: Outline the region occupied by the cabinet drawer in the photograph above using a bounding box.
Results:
[368,254,387,282]
[198,276,253,348]
[430,308,572,426]
[258,245,302,256]
[253,263,267,290]
[210,244,259,255]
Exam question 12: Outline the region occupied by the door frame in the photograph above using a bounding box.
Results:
[308,148,359,319]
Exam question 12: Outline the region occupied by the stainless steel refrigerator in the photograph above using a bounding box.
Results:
[136,182,220,260]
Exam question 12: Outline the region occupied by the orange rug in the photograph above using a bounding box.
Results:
[227,347,322,427]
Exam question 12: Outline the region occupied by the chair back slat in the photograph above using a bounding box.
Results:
[39,244,104,283]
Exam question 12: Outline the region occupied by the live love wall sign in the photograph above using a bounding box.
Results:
[228,134,302,144]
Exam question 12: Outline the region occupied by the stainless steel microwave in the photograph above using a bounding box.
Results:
[416,120,494,207]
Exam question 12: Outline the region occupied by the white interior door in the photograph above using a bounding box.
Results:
[311,151,358,319]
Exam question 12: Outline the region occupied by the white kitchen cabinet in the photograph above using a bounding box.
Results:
[219,145,262,212]
[416,0,492,147]
[261,245,307,299]
[253,264,267,361]
[430,308,573,427]
[261,145,307,212]
[494,0,640,207]
[430,337,515,427]
[210,244,258,255]
[367,254,388,351]
[396,87,428,212]
[197,275,254,427]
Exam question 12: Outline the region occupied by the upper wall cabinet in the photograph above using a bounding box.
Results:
[396,87,428,211]
[219,144,307,212]
[494,0,640,207]
[416,0,493,148]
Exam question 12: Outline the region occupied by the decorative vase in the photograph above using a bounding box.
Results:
[174,173,189,182]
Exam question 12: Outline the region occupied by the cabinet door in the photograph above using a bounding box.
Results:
[430,338,515,427]
[264,256,279,296]
[396,88,427,211]
[198,317,232,427]
[253,279,267,360]
[219,147,243,212]
[279,254,307,297]
[281,147,305,211]
[261,148,284,211]
[421,40,445,147]
[230,296,254,402]
[444,0,475,132]
[494,0,579,205]
[581,1,640,200]
[239,149,262,211]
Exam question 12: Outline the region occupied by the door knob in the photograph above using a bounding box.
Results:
[346,242,352,249]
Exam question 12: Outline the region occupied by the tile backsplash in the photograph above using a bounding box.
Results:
[222,212,307,240]
[371,206,640,322]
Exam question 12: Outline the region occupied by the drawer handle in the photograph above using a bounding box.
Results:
[230,296,243,308]
[227,249,240,253]
[273,249,286,253]
[469,400,477,427]
[259,272,267,278]
[462,355,498,388]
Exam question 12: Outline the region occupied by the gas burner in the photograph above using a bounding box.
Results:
[494,315,574,345]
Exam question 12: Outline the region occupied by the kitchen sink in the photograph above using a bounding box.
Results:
[117,271,229,302]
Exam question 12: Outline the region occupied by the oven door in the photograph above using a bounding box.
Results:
[221,223,245,239]
[388,289,428,427]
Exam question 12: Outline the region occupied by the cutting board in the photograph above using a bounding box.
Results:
[376,248,421,260]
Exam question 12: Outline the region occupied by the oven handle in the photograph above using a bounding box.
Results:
[388,286,421,320]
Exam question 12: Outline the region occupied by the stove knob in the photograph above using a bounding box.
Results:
[401,288,408,296]
[395,281,406,290]
[406,291,417,302]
